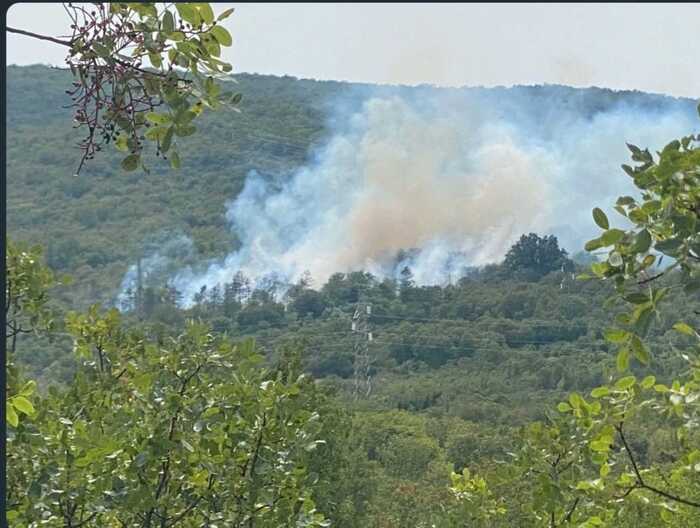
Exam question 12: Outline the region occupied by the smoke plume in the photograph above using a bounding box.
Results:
[125,85,699,306]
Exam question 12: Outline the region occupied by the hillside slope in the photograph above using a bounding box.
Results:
[7,65,698,309]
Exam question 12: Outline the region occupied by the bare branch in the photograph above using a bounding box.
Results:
[616,423,700,509]
[6,26,73,47]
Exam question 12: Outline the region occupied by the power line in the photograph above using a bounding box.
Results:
[305,340,609,356]
[250,328,607,346]
[370,313,595,326]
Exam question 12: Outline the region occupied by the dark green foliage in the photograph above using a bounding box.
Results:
[503,233,573,279]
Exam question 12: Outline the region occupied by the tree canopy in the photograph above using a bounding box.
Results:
[503,233,573,279]
[7,3,241,174]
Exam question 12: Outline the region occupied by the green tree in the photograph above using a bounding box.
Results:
[504,233,573,279]
[562,111,700,523]
[7,308,329,526]
[7,2,241,173]
[5,240,63,427]
[446,104,700,527]
[546,108,700,525]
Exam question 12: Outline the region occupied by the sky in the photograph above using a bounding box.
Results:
[6,3,700,98]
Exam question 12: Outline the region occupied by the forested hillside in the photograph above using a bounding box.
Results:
[7,64,700,526]
[8,65,697,310]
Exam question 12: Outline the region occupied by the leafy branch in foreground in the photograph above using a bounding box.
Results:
[556,103,700,525]
[5,240,66,428]
[7,309,330,526]
[7,3,241,174]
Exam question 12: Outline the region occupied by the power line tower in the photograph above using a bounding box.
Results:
[352,301,373,399]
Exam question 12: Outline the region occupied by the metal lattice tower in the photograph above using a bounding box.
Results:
[352,302,373,399]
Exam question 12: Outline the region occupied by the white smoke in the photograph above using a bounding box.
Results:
[116,234,195,310]
[125,86,698,307]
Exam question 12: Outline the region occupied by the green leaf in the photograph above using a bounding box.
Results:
[568,392,584,410]
[673,322,696,336]
[621,164,636,177]
[169,150,181,169]
[640,375,656,389]
[632,229,652,253]
[640,254,655,269]
[176,4,199,25]
[198,3,215,25]
[74,456,93,468]
[204,37,221,57]
[616,347,630,372]
[203,406,219,417]
[169,31,186,42]
[557,402,572,413]
[145,112,172,125]
[632,305,654,336]
[590,439,611,453]
[191,469,209,487]
[210,25,232,46]
[655,238,683,255]
[617,196,636,206]
[11,396,35,416]
[592,208,609,229]
[614,376,636,391]
[19,380,37,397]
[662,139,680,154]
[630,336,649,365]
[591,387,610,398]
[174,110,197,126]
[591,261,610,277]
[175,125,196,137]
[6,403,19,427]
[601,229,625,246]
[121,154,140,172]
[145,126,169,141]
[604,328,629,344]
[624,293,649,304]
[217,7,235,21]
[161,126,174,153]
[585,238,604,252]
[115,133,128,152]
[163,10,175,33]
[149,52,162,69]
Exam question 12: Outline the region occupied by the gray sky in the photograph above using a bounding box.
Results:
[6,3,700,98]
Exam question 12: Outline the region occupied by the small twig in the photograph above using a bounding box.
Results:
[561,497,580,524]
[638,272,665,285]
[616,423,700,509]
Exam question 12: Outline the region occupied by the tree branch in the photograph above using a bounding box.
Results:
[616,423,700,509]
[638,272,665,286]
[561,497,579,524]
[6,26,73,47]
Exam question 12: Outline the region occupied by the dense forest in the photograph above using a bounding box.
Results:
[7,64,698,311]
[7,58,700,527]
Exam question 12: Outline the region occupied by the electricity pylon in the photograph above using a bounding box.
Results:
[352,301,373,399]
